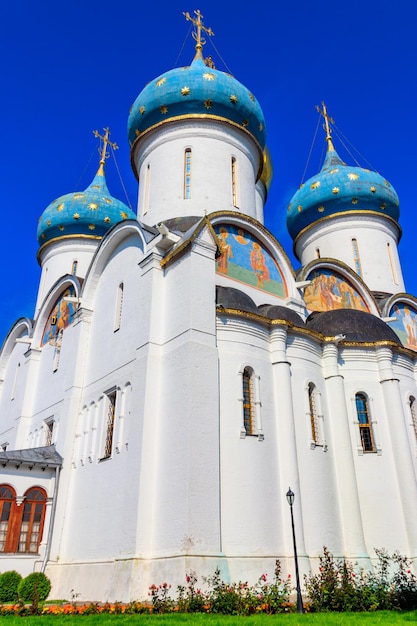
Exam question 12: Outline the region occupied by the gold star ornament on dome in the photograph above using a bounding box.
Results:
[181,87,190,96]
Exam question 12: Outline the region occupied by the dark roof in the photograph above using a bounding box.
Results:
[161,216,202,234]
[305,309,401,344]
[0,445,62,469]
[216,286,258,314]
[258,304,304,326]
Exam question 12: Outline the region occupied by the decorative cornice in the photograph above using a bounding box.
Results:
[216,306,416,357]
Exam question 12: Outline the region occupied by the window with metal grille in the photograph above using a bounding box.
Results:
[355,392,375,452]
[308,383,320,445]
[242,367,255,435]
[102,391,116,459]
[409,396,417,441]
[44,419,54,446]
[17,488,47,553]
[184,148,192,199]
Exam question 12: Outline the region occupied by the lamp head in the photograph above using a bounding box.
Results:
[286,487,295,506]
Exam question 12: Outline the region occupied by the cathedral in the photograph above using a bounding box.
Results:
[1,11,417,602]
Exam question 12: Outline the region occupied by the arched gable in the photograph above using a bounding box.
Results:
[383,294,417,351]
[81,220,146,311]
[298,259,379,316]
[209,212,296,300]
[0,317,33,381]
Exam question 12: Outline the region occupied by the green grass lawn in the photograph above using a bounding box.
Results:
[2,613,417,625]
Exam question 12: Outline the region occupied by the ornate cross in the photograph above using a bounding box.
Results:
[316,102,334,145]
[93,127,119,169]
[183,10,214,57]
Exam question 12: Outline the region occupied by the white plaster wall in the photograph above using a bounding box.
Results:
[295,215,404,294]
[134,121,262,225]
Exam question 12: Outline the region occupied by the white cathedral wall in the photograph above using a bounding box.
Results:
[134,121,261,225]
[295,215,404,294]
[0,343,31,449]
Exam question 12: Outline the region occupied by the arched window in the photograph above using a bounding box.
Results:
[114,282,124,332]
[387,242,399,285]
[143,163,151,216]
[18,488,47,553]
[242,367,255,435]
[351,238,362,277]
[184,148,192,199]
[71,260,78,276]
[409,396,417,441]
[231,157,237,207]
[355,393,375,452]
[308,383,320,445]
[0,485,16,552]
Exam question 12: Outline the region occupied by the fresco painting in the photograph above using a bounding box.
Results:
[42,286,77,346]
[304,269,369,313]
[389,302,417,351]
[214,225,286,297]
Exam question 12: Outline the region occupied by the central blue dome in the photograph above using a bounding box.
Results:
[128,57,266,151]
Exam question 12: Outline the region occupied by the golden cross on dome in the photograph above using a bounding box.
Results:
[93,127,119,175]
[183,10,214,59]
[316,102,335,151]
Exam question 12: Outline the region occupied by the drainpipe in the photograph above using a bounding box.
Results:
[41,464,62,573]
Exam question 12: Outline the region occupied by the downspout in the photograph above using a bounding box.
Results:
[41,463,62,573]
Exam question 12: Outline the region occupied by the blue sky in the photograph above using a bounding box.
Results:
[0,0,416,341]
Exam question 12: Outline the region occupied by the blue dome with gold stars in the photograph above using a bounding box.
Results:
[128,57,266,154]
[287,145,400,241]
[37,168,137,248]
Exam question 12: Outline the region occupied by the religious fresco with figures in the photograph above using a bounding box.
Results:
[304,269,369,313]
[41,286,77,346]
[388,302,417,351]
[214,224,286,297]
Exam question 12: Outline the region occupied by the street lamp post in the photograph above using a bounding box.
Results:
[286,487,304,614]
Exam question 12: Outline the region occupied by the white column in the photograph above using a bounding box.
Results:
[376,347,417,556]
[322,343,368,557]
[271,326,307,558]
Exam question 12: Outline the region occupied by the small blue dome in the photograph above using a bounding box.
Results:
[128,57,266,152]
[37,168,137,247]
[287,147,400,241]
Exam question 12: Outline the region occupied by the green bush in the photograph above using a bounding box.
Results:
[17,572,51,603]
[304,546,417,612]
[0,570,22,603]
